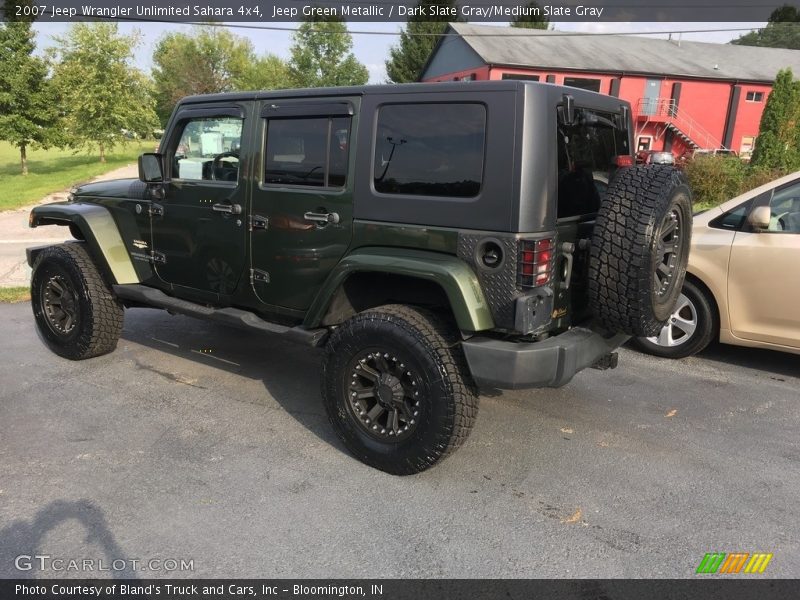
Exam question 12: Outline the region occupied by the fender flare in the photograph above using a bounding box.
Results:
[303,247,494,333]
[28,203,139,285]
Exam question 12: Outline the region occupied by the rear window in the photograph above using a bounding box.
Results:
[373,103,486,198]
[557,108,630,218]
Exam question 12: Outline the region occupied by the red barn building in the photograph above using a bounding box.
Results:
[421,23,800,159]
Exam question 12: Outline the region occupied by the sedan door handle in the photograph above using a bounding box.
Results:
[303,211,340,225]
[212,202,242,215]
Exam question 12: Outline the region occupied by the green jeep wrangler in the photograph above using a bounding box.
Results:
[28,81,691,475]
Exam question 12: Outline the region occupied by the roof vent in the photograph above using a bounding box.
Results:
[714,64,720,70]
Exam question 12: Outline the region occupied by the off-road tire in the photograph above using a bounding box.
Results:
[589,165,692,337]
[632,279,717,359]
[322,304,479,475]
[31,243,124,360]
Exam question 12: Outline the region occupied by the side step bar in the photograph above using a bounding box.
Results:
[113,284,328,347]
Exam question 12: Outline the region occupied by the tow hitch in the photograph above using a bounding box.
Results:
[592,352,619,370]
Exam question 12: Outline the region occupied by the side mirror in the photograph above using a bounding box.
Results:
[748,205,771,231]
[138,153,163,183]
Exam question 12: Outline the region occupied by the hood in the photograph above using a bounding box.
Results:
[73,178,149,201]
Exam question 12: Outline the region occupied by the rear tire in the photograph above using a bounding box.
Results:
[633,279,717,359]
[321,304,478,475]
[589,165,692,337]
[31,243,123,360]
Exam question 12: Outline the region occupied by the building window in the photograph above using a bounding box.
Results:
[740,136,755,156]
[563,77,602,93]
[501,74,540,81]
[373,103,486,198]
[263,116,351,188]
[746,91,764,102]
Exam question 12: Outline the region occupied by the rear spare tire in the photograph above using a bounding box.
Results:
[588,165,692,337]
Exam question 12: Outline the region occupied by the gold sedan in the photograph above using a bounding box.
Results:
[635,171,800,358]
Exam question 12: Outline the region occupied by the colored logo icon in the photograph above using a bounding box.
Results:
[696,552,773,574]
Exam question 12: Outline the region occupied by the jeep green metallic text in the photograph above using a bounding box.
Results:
[28,82,692,474]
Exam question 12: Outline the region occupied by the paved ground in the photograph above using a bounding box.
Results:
[1,302,798,579]
[0,164,139,287]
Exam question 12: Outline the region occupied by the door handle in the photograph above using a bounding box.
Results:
[212,203,242,215]
[303,211,340,225]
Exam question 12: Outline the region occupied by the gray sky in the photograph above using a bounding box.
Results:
[33,21,767,84]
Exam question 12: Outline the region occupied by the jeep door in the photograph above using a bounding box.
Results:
[250,99,357,310]
[151,104,252,301]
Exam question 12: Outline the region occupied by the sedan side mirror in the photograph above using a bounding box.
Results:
[748,205,771,231]
[138,153,164,183]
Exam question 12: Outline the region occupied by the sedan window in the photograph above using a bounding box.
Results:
[768,181,800,233]
[709,200,752,231]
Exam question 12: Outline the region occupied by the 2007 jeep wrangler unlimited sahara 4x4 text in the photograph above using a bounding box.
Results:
[28,81,692,474]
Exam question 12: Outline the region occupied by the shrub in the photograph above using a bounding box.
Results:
[684,155,789,210]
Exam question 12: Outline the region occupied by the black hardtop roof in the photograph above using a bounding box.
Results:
[177,79,624,108]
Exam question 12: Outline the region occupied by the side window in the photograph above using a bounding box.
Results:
[557,108,630,218]
[171,117,242,182]
[709,200,752,231]
[263,116,351,188]
[767,181,800,233]
[373,103,486,198]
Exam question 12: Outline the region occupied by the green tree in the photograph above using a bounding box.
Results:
[50,23,158,162]
[732,6,800,50]
[289,16,369,88]
[0,15,60,174]
[152,27,290,124]
[385,0,462,83]
[751,68,800,170]
[510,2,550,29]
[240,54,294,91]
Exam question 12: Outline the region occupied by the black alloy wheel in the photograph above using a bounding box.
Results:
[346,350,422,441]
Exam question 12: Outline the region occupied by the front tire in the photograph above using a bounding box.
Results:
[322,305,478,475]
[632,279,717,359]
[31,243,124,360]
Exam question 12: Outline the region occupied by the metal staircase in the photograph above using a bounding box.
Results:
[635,98,727,151]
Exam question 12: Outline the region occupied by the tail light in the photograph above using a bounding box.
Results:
[518,238,555,288]
[614,154,634,167]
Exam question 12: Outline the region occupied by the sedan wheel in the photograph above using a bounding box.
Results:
[632,279,717,359]
[647,293,697,347]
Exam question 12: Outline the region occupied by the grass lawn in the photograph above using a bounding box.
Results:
[0,286,30,303]
[0,140,148,211]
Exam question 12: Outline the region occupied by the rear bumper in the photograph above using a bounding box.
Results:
[461,327,629,390]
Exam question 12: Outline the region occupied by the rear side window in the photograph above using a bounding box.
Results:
[264,117,351,188]
[373,103,486,198]
[557,108,630,218]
